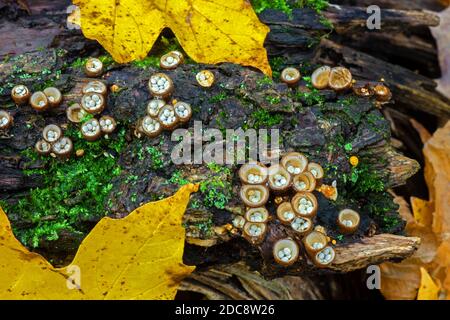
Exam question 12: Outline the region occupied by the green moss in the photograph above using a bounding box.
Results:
[70,57,89,69]
[250,109,283,129]
[269,56,285,79]
[2,127,126,248]
[132,56,160,69]
[209,91,228,103]
[338,160,402,232]
[294,76,325,107]
[168,171,190,186]
[199,163,232,210]
[146,146,164,170]
[251,0,329,16]
[251,0,293,15]
[343,163,385,194]
[256,76,274,89]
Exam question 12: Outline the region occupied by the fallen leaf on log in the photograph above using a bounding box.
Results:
[381,121,450,300]
[73,0,271,74]
[0,184,197,299]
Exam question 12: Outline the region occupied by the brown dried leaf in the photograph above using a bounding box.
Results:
[381,121,450,300]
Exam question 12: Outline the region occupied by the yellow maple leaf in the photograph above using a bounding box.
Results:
[72,0,271,75]
[417,267,440,300]
[0,184,197,299]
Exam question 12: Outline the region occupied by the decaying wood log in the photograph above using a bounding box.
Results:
[316,39,450,117]
[179,262,326,300]
[329,233,420,272]
[324,4,440,32]
[179,233,420,299]
[0,1,439,284]
[332,0,447,12]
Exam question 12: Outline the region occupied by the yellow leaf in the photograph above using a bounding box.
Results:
[0,184,197,299]
[417,267,440,300]
[411,197,434,227]
[73,0,271,75]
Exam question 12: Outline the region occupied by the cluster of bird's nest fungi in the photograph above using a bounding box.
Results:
[281,65,392,103]
[134,51,214,138]
[234,153,362,268]
[0,51,394,269]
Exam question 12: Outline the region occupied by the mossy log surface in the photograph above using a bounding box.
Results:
[0,2,434,277]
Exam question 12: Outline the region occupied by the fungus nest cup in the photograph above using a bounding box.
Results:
[311,66,331,90]
[293,172,316,192]
[196,70,215,88]
[66,103,86,123]
[99,115,116,134]
[328,67,353,91]
[353,82,374,97]
[43,87,62,108]
[245,207,269,223]
[280,67,301,86]
[238,162,268,185]
[81,92,105,114]
[149,73,174,99]
[240,185,269,208]
[160,51,183,70]
[158,105,178,130]
[303,231,328,256]
[35,139,51,155]
[276,202,296,225]
[51,137,73,159]
[290,216,313,235]
[337,209,361,234]
[243,222,267,244]
[374,84,392,102]
[268,164,292,193]
[85,58,103,77]
[291,192,318,218]
[30,91,49,111]
[147,99,166,117]
[81,118,101,141]
[273,239,300,266]
[82,80,107,96]
[43,124,62,143]
[0,110,13,130]
[307,162,324,180]
[11,84,31,105]
[232,215,246,229]
[174,102,192,123]
[140,115,162,138]
[281,152,308,176]
[314,246,335,267]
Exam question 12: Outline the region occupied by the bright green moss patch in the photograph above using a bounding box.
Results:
[2,127,126,248]
[251,0,329,16]
[251,0,293,15]
[146,146,164,170]
[250,109,283,129]
[199,163,232,210]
